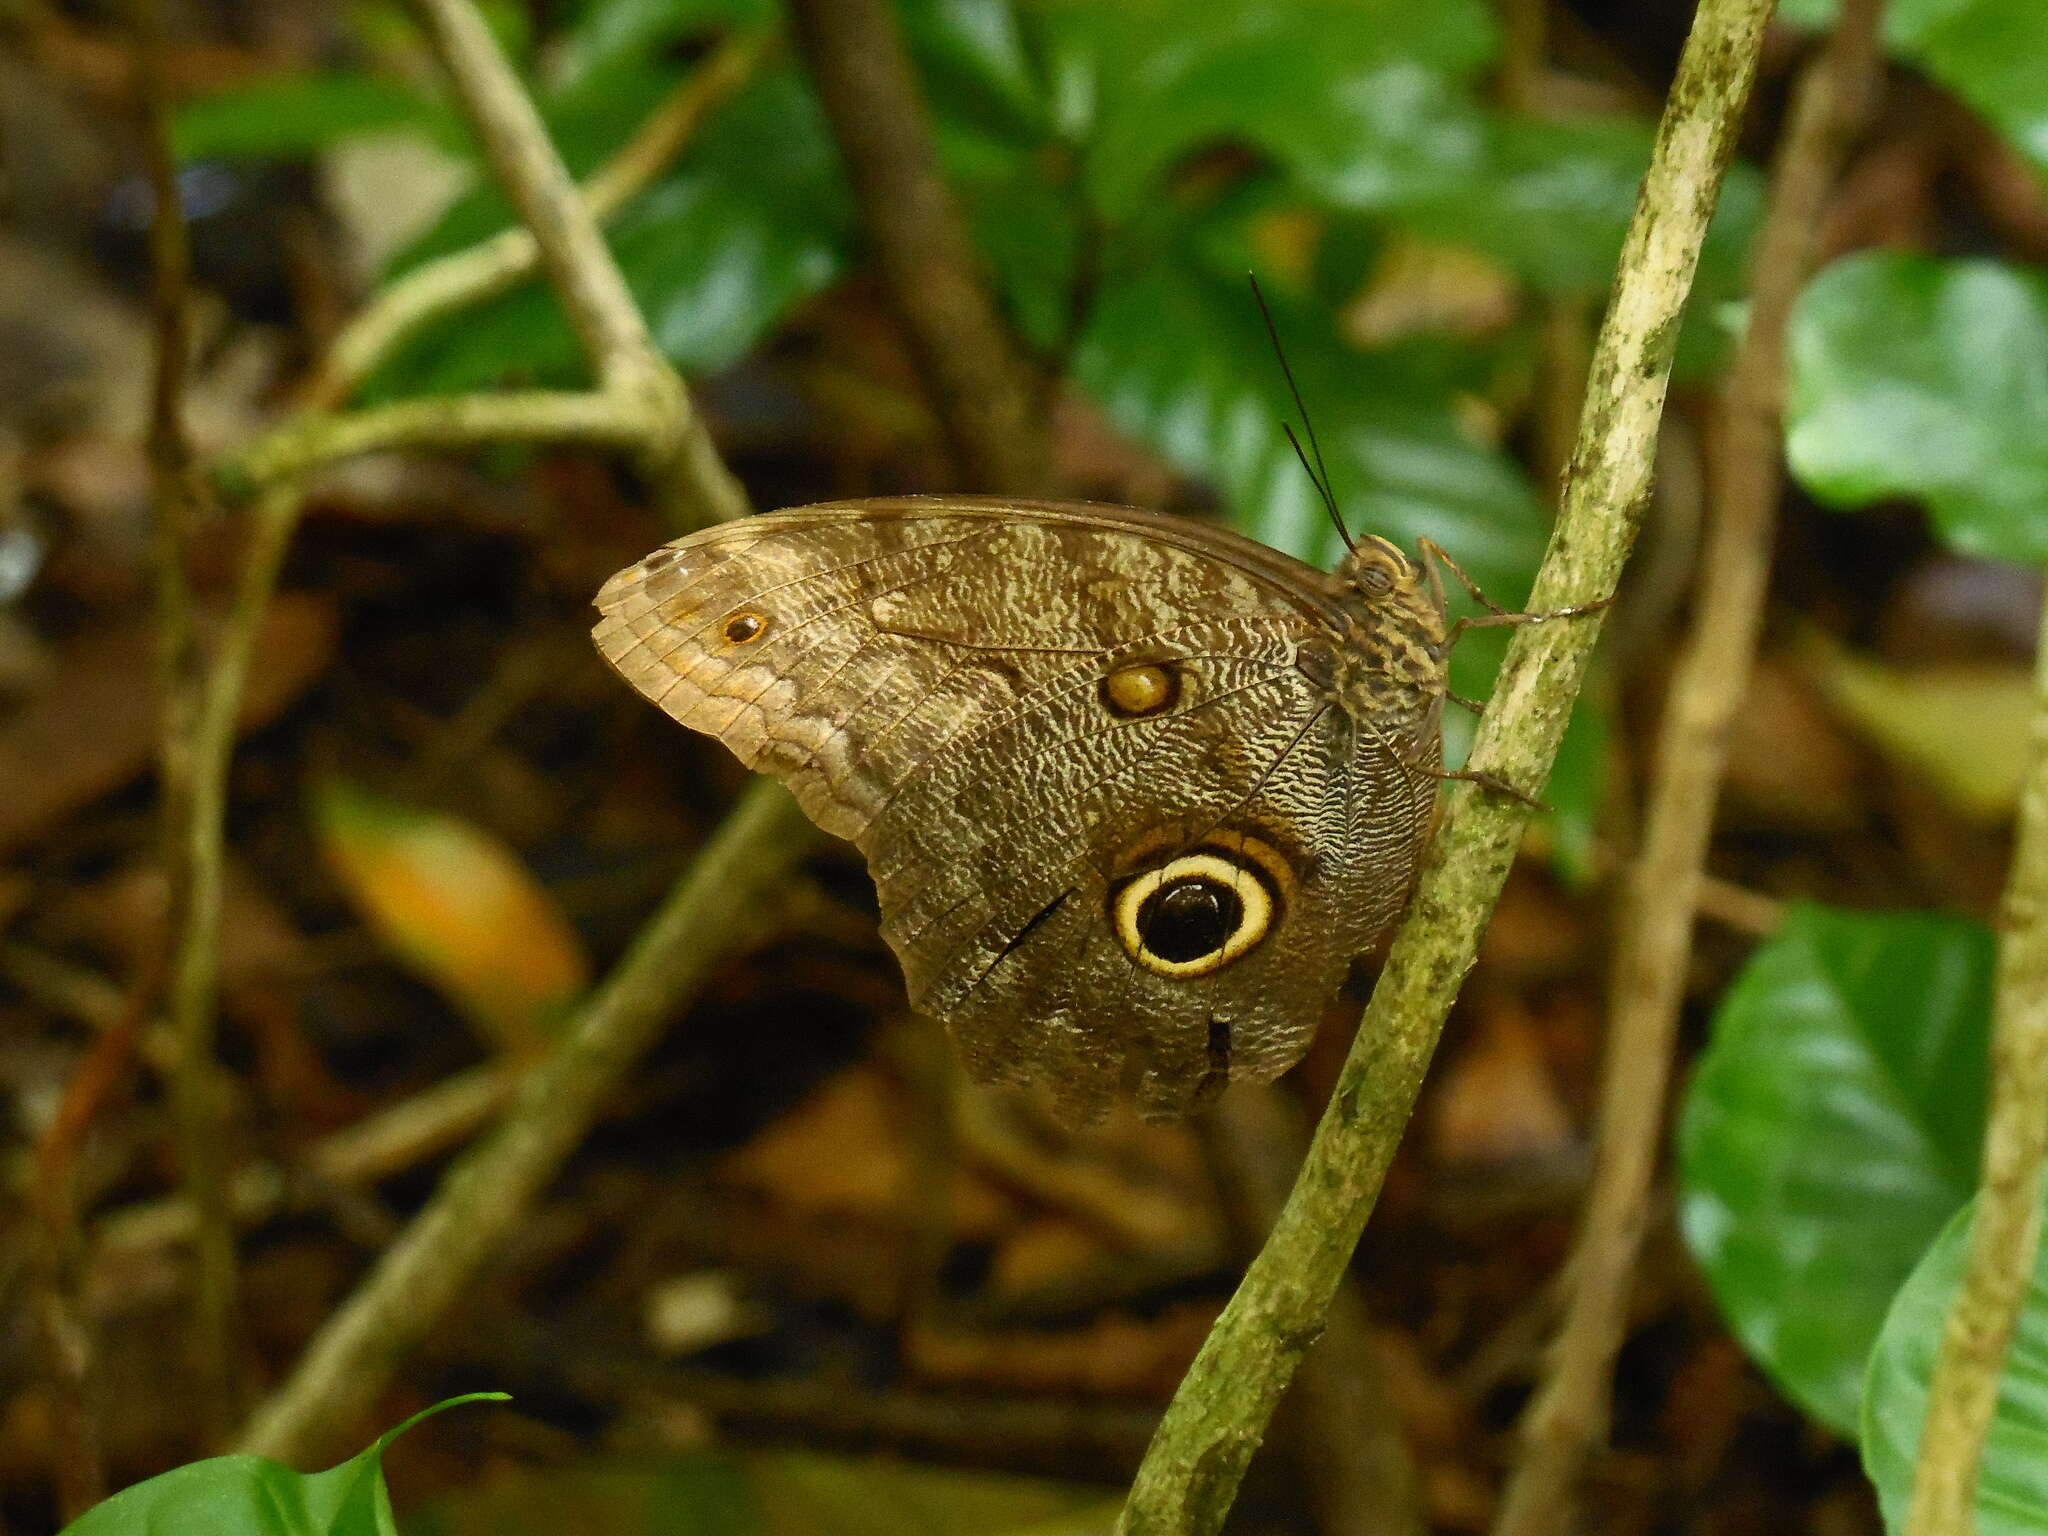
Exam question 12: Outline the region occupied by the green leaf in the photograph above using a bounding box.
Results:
[370,69,851,395]
[902,0,1055,148]
[1863,1198,2048,1535]
[62,1394,505,1536]
[1076,257,1544,590]
[171,73,453,160]
[1677,905,1996,1432]
[1029,0,1498,217]
[558,0,774,90]
[1296,109,1762,375]
[1785,253,2048,563]
[1780,0,2048,178]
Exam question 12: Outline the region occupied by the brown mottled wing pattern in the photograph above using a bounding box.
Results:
[593,498,1435,1120]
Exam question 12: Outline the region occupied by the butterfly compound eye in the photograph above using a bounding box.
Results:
[1111,849,1278,977]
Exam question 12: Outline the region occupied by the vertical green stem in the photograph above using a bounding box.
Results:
[1905,577,2048,1533]
[1115,1,1777,1529]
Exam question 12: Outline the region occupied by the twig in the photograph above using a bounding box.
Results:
[119,0,782,1466]
[92,1065,515,1259]
[1199,1085,1423,1536]
[473,1314,1162,1479]
[1491,7,1885,1534]
[130,0,241,1434]
[27,992,153,1517]
[1693,874,1785,936]
[234,777,813,1466]
[786,0,1051,494]
[404,0,654,389]
[306,30,770,411]
[1905,577,2048,1530]
[402,0,748,526]
[1114,1,1775,1529]
[223,390,651,493]
[159,484,299,1416]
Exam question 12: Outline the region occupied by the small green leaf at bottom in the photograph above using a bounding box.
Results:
[1863,1198,2048,1535]
[60,1394,508,1536]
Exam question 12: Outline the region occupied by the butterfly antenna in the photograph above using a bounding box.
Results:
[1250,273,1354,553]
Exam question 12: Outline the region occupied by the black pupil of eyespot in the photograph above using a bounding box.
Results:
[1138,878,1242,963]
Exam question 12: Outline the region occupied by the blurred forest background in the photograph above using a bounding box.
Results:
[1,0,2046,1532]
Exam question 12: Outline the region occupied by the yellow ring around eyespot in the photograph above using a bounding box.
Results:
[1113,852,1274,978]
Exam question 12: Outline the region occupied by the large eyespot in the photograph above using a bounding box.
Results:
[1099,661,1181,719]
[722,610,768,644]
[1111,849,1278,977]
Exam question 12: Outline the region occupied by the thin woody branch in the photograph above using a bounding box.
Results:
[132,0,239,1442]
[1115,0,1778,1528]
[235,777,814,1465]
[404,0,751,525]
[1491,4,1885,1532]
[128,0,788,1474]
[786,0,1051,495]
[307,29,770,412]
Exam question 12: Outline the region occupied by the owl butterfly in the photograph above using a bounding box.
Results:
[593,497,1452,1123]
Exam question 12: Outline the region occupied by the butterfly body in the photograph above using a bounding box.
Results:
[594,497,1445,1120]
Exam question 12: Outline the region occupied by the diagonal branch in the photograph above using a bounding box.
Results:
[1113,0,1778,1529]
[402,0,750,526]
[786,0,1051,494]
[136,0,780,1470]
[1491,4,1885,1532]
[306,29,769,412]
[235,778,815,1465]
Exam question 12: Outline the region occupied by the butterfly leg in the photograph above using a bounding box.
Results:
[1419,536,1614,649]
[1438,765,1547,811]
[1440,685,1488,716]
[1404,749,1547,811]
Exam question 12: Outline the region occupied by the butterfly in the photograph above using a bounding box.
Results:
[593,494,1459,1121]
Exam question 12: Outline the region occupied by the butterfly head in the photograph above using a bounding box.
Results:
[1337,534,1435,614]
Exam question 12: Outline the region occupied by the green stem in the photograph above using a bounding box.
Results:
[1115,0,1778,1528]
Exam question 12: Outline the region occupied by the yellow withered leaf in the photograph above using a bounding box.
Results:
[315,779,590,1054]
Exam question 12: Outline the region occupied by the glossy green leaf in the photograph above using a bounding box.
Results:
[1029,0,1497,217]
[1296,108,1760,376]
[902,0,1055,148]
[403,1448,1116,1536]
[1076,258,1543,590]
[558,0,774,89]
[1780,0,2048,178]
[62,1395,504,1536]
[171,73,455,160]
[1678,905,1996,1432]
[1785,253,2048,563]
[1863,1197,2048,1534]
[370,69,851,395]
